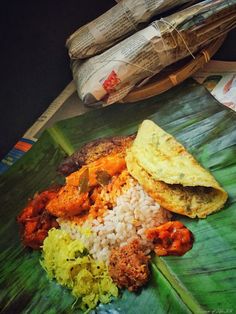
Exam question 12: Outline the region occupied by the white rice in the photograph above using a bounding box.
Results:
[58,182,171,262]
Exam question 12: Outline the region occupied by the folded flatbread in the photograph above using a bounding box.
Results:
[126,120,228,218]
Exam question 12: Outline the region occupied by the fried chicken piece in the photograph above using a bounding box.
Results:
[17,188,60,249]
[47,153,126,218]
[66,153,126,187]
[46,185,90,218]
[58,134,135,176]
[145,221,194,256]
[109,239,150,291]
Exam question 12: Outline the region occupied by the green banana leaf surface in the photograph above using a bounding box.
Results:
[1,79,236,314]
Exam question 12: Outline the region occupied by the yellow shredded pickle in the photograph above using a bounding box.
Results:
[40,228,118,312]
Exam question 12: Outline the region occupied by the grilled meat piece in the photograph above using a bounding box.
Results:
[58,134,135,176]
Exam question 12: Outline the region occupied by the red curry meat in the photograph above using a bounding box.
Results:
[145,221,193,256]
[17,189,60,249]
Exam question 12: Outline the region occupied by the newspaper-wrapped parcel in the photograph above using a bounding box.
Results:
[66,0,194,59]
[72,0,236,106]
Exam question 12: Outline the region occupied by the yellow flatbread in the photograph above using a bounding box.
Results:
[126,120,228,218]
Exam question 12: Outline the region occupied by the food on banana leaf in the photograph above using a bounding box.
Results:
[126,120,228,218]
[18,118,229,311]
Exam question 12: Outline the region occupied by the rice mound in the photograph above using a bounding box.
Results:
[59,179,171,262]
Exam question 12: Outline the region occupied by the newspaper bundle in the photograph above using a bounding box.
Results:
[72,0,236,106]
[1,61,236,174]
[66,0,194,59]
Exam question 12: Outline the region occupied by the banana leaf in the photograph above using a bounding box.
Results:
[1,79,236,313]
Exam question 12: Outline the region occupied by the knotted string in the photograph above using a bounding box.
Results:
[157,18,196,59]
[121,1,139,32]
